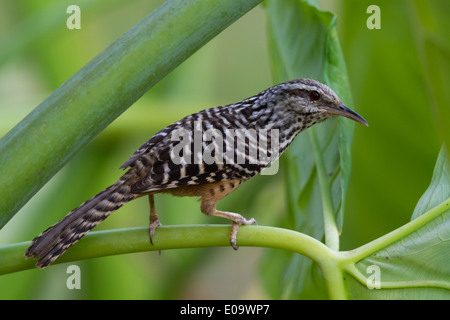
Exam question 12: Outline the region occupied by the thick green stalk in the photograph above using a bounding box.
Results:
[0,225,333,275]
[0,0,262,229]
[308,128,340,251]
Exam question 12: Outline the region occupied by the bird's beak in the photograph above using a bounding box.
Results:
[322,103,368,126]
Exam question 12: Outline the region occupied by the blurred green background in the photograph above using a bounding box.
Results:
[0,0,447,299]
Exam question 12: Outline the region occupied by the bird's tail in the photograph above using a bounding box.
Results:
[25,178,139,268]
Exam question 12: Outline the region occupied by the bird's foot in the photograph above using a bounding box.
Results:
[212,210,258,249]
[149,219,162,245]
[228,215,258,250]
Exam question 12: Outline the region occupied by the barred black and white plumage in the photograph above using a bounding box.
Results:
[25,78,367,268]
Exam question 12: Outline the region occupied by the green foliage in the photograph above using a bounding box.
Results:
[262,0,355,299]
[260,0,449,299]
[0,0,448,299]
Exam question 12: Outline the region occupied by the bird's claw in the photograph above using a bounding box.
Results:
[230,217,257,250]
[149,219,162,245]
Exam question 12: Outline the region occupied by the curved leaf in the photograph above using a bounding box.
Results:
[347,147,450,299]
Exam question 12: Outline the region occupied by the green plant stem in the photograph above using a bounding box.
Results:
[0,225,334,276]
[308,128,340,251]
[307,127,347,298]
[340,197,450,264]
[2,196,448,295]
[320,260,348,299]
[0,0,263,229]
[345,263,450,290]
[0,223,347,299]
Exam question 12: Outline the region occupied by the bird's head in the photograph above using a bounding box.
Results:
[275,78,368,127]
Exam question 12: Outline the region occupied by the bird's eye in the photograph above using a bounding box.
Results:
[310,91,320,101]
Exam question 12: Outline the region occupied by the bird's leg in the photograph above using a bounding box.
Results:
[199,180,257,250]
[213,210,257,250]
[168,179,256,249]
[148,194,161,245]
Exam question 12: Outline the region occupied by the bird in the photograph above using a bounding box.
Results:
[25,78,367,268]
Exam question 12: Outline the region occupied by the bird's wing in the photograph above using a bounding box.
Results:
[126,106,273,194]
[120,122,179,169]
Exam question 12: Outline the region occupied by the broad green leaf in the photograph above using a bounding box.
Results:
[412,146,450,219]
[262,0,356,299]
[347,147,450,299]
